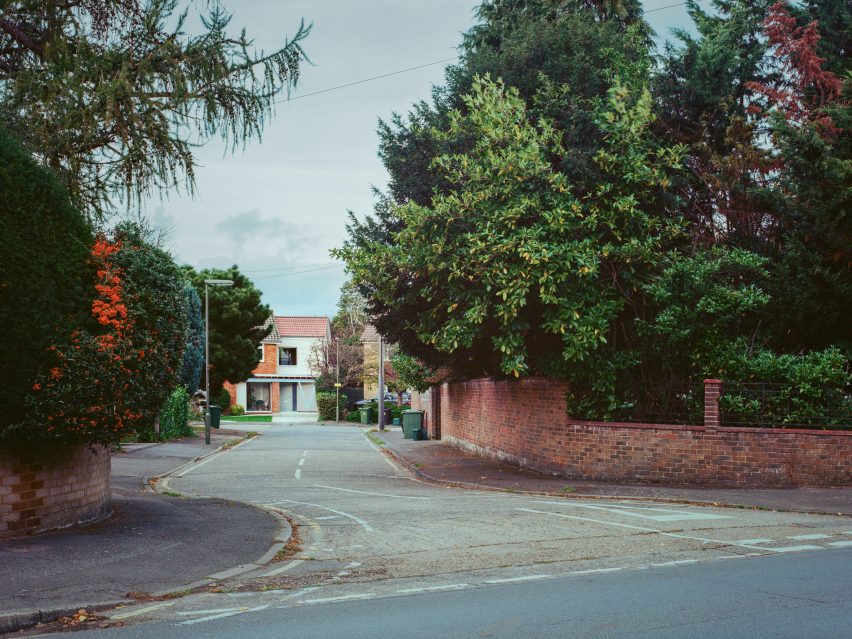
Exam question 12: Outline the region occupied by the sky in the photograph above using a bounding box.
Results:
[144,1,708,318]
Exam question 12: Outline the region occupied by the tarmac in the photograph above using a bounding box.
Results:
[372,427,852,516]
[0,428,283,635]
[3,421,850,634]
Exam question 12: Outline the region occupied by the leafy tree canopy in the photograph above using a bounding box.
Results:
[0,0,310,218]
[184,265,271,396]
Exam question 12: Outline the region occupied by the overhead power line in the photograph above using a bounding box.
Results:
[646,2,688,13]
[279,56,459,104]
[276,4,688,105]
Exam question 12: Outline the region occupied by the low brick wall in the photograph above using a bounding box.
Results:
[438,378,852,487]
[0,442,112,538]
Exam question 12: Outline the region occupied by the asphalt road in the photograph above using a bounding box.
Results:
[25,417,851,637]
[34,550,852,638]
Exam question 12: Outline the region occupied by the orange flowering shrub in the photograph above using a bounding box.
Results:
[27,224,188,444]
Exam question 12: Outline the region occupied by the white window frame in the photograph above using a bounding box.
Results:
[258,345,265,363]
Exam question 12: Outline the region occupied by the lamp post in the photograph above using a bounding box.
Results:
[204,278,234,445]
[335,337,340,423]
[377,334,385,431]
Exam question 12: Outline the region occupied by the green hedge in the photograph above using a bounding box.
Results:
[0,128,92,441]
[316,391,348,421]
[159,386,193,439]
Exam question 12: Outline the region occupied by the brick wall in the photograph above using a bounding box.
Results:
[1,442,111,538]
[438,378,852,487]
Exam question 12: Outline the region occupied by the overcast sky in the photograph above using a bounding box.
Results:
[144,1,707,318]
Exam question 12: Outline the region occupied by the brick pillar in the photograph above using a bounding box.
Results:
[704,379,722,429]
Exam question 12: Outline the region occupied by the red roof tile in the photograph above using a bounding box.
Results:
[274,316,329,338]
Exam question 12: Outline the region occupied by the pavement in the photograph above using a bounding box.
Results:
[0,426,283,635]
[373,427,852,515]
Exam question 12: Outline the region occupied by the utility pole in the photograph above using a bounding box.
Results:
[203,279,233,446]
[378,334,385,431]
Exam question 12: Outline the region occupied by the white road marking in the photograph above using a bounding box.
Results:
[269,499,375,532]
[313,484,431,500]
[361,429,402,470]
[175,437,256,477]
[298,458,306,466]
[571,568,623,575]
[178,605,268,625]
[261,559,304,577]
[517,508,820,554]
[300,593,376,605]
[484,575,551,584]
[110,601,176,620]
[294,468,301,479]
[176,608,241,616]
[731,539,774,545]
[397,584,469,594]
[652,560,699,567]
[348,561,363,568]
[533,500,733,522]
[827,541,852,548]
[315,515,342,520]
[787,534,831,540]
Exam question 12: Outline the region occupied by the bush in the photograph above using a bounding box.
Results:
[0,128,92,442]
[229,403,245,416]
[316,391,349,421]
[25,224,189,445]
[159,386,193,440]
[214,388,232,411]
[346,409,361,422]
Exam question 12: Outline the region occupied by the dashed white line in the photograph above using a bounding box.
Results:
[178,605,268,625]
[827,541,852,548]
[269,499,375,532]
[294,468,301,479]
[571,568,623,575]
[731,539,774,545]
[261,559,304,577]
[176,608,242,616]
[652,560,699,567]
[517,507,822,554]
[110,601,176,620]
[313,484,431,500]
[787,534,831,540]
[397,584,469,594]
[484,575,551,584]
[300,593,376,605]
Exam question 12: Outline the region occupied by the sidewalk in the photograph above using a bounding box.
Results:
[0,430,283,634]
[374,428,852,516]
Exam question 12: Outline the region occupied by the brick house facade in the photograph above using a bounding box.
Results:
[224,315,331,414]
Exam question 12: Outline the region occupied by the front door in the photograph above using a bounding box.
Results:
[280,383,295,412]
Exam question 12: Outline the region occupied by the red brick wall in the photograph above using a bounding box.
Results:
[255,343,278,375]
[438,378,852,487]
[1,443,111,538]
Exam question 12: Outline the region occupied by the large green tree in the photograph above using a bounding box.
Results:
[0,0,309,218]
[337,77,683,412]
[184,265,271,397]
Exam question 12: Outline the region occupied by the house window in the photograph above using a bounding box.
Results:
[257,345,265,363]
[247,382,271,412]
[279,347,297,366]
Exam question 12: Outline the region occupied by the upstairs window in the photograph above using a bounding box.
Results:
[279,347,297,366]
[257,345,265,363]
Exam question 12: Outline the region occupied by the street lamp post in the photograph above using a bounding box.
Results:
[335,337,340,423]
[378,334,385,431]
[204,278,234,445]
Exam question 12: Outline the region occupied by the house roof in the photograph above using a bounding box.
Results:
[260,315,281,343]
[274,316,329,338]
[361,324,380,342]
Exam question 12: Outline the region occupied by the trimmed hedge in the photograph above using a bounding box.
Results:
[0,128,92,441]
[316,391,348,421]
[159,386,193,440]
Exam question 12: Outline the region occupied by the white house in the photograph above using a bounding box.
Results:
[224,315,331,414]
